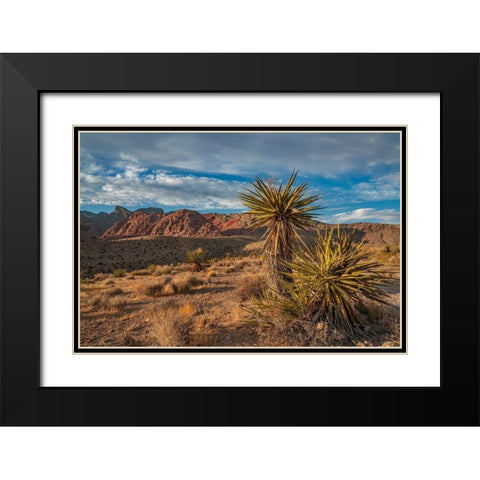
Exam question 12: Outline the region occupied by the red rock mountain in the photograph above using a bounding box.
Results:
[203,213,254,236]
[87,207,400,245]
[80,206,164,240]
[100,209,222,239]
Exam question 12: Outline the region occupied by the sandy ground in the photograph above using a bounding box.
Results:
[80,252,401,348]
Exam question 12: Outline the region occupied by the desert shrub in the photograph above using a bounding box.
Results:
[185,248,207,270]
[178,303,198,317]
[161,283,177,296]
[206,269,217,278]
[236,260,248,269]
[225,252,231,260]
[132,269,151,276]
[110,298,127,312]
[172,279,192,294]
[107,287,124,296]
[142,275,201,297]
[90,294,109,310]
[150,307,194,346]
[174,263,191,273]
[236,274,265,300]
[104,279,115,286]
[185,275,203,287]
[144,277,174,297]
[157,265,172,275]
[88,293,126,312]
[113,268,125,278]
[147,264,157,272]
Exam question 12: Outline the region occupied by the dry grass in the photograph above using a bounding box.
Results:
[178,303,198,317]
[143,278,175,297]
[87,293,127,312]
[80,238,401,348]
[148,305,195,347]
[107,287,124,296]
[131,269,151,276]
[156,265,173,275]
[235,273,265,300]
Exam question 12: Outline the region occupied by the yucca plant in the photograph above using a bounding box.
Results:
[279,227,391,336]
[238,170,322,290]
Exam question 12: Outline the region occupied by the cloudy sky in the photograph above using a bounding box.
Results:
[79,131,401,224]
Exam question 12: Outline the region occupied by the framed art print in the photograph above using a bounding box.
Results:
[0,54,478,425]
[73,125,406,354]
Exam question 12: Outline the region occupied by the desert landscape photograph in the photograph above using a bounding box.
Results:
[77,128,404,350]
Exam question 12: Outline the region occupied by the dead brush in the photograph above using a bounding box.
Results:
[131,269,151,276]
[156,265,173,275]
[141,275,203,297]
[172,275,203,293]
[93,273,108,282]
[172,279,192,294]
[235,274,265,300]
[88,294,127,312]
[143,277,175,297]
[148,306,194,347]
[107,287,124,296]
[178,303,198,317]
[109,298,127,312]
[89,294,110,310]
[184,275,203,287]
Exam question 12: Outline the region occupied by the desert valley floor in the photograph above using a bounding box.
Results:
[80,231,401,348]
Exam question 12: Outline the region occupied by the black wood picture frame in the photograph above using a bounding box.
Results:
[0,53,478,426]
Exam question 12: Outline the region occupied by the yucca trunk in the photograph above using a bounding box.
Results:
[263,216,295,292]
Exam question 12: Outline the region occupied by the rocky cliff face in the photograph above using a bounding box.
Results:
[203,213,254,236]
[100,209,222,239]
[80,206,164,240]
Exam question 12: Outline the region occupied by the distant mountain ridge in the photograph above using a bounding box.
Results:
[80,206,400,245]
[100,209,222,239]
[80,206,164,240]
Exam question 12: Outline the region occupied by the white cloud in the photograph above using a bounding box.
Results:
[326,208,400,224]
[80,168,245,210]
[80,131,401,179]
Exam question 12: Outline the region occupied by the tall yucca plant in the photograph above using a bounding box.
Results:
[238,170,322,290]
[281,227,390,336]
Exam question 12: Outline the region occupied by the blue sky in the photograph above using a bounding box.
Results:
[79,131,401,224]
